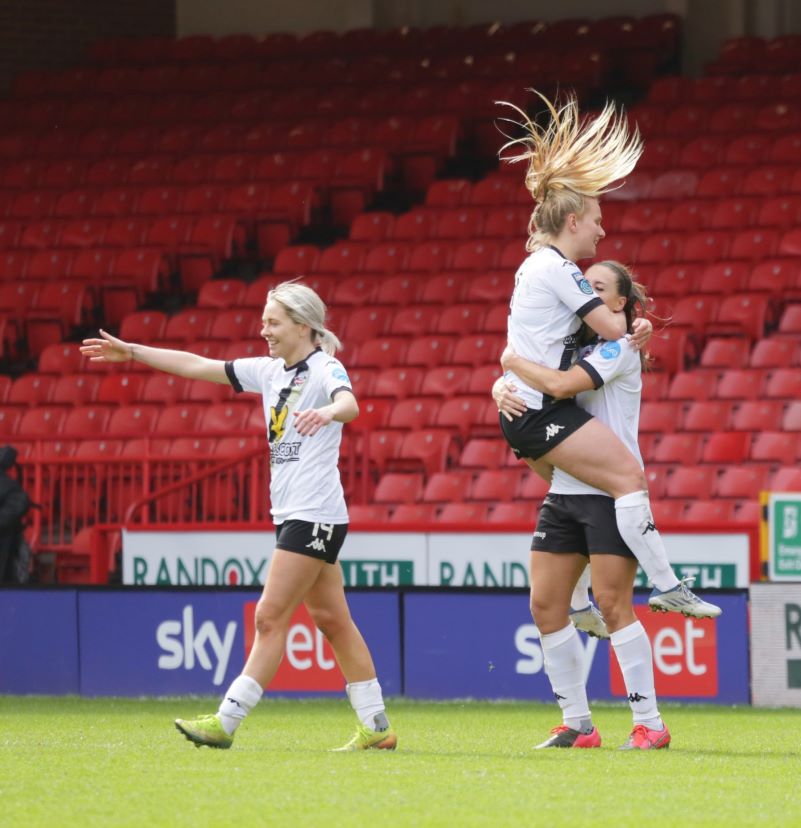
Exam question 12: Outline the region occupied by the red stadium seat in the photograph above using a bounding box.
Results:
[387,398,437,431]
[435,395,494,440]
[653,433,704,464]
[697,262,749,295]
[459,439,507,470]
[470,469,524,502]
[667,371,717,400]
[419,366,471,398]
[769,467,801,492]
[639,401,682,434]
[437,503,490,523]
[374,472,425,504]
[373,367,424,399]
[96,374,145,405]
[701,431,750,463]
[782,401,801,432]
[389,503,436,522]
[699,338,750,369]
[348,504,392,523]
[751,431,795,464]
[405,335,456,368]
[665,466,716,499]
[731,401,783,431]
[374,274,423,306]
[517,473,551,502]
[489,503,536,524]
[419,273,468,305]
[715,369,766,400]
[750,338,798,368]
[7,374,55,407]
[16,406,68,440]
[684,500,736,523]
[683,399,736,433]
[716,466,770,499]
[422,471,473,503]
[61,405,113,439]
[394,429,455,475]
[356,337,407,369]
[106,404,162,437]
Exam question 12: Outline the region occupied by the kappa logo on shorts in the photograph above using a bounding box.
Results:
[305,537,328,553]
[545,423,565,441]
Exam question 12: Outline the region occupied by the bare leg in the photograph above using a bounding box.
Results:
[588,555,638,634]
[304,561,376,682]
[529,550,588,634]
[541,418,646,498]
[242,548,327,687]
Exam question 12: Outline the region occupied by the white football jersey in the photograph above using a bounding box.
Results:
[505,246,603,410]
[226,348,353,524]
[550,336,644,496]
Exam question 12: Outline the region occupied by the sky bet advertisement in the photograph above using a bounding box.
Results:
[0,589,747,703]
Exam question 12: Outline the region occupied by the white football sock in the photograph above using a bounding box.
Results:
[540,623,592,731]
[217,674,264,735]
[346,678,388,730]
[614,491,681,591]
[610,620,663,730]
[570,564,592,612]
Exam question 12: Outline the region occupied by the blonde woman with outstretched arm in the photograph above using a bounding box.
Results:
[81,281,396,753]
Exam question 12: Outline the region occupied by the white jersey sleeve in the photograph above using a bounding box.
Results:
[550,261,605,318]
[224,356,277,394]
[320,356,354,400]
[576,337,640,389]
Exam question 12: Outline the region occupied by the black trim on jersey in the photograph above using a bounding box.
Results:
[548,244,567,259]
[225,361,243,393]
[331,385,353,399]
[285,347,321,371]
[576,296,604,318]
[577,358,604,389]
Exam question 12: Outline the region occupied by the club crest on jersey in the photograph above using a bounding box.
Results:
[570,270,594,295]
[599,341,621,360]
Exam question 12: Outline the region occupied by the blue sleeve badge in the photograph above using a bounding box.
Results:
[332,368,351,383]
[571,271,594,295]
[599,341,621,360]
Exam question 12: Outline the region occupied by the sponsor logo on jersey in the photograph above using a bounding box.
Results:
[599,341,621,360]
[332,368,351,384]
[545,423,565,441]
[269,405,288,442]
[271,441,301,465]
[571,271,594,295]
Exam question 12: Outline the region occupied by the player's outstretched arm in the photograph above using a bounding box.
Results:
[80,329,229,384]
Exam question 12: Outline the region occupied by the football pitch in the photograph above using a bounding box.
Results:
[2,697,799,827]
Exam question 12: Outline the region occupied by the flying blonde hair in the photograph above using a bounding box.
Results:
[498,90,643,251]
[267,279,342,355]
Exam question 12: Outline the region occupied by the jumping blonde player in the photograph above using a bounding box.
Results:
[81,281,396,752]
[496,90,719,621]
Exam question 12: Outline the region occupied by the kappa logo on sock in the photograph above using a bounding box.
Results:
[226,697,244,709]
[642,521,656,534]
[627,692,648,702]
[554,692,566,700]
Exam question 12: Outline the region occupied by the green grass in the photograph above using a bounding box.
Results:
[1,697,799,827]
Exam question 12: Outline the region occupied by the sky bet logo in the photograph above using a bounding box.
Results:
[156,605,236,686]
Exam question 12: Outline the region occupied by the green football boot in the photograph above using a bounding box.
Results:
[332,713,397,752]
[174,714,233,749]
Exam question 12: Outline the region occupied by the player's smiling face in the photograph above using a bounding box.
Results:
[572,197,606,259]
[261,299,307,363]
[586,263,626,313]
